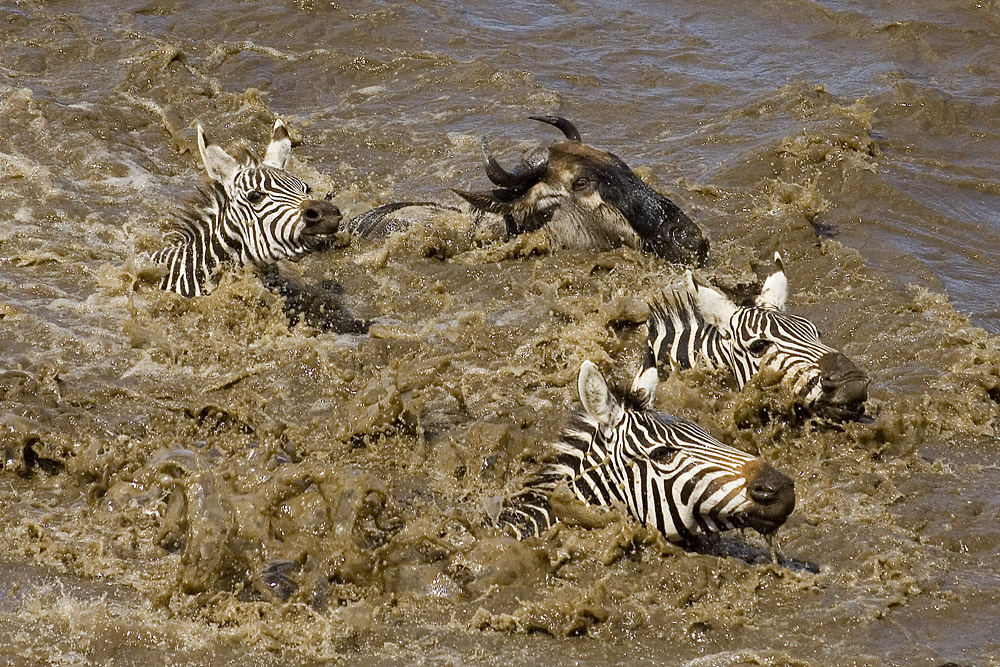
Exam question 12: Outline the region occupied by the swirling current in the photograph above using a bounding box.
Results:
[1,1,999,664]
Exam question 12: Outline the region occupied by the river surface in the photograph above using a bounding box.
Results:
[2,1,999,665]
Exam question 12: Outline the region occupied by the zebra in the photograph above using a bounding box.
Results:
[646,253,869,422]
[151,120,342,297]
[496,359,796,552]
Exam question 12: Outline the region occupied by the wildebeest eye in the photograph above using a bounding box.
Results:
[246,190,265,204]
[748,339,773,356]
[572,176,591,191]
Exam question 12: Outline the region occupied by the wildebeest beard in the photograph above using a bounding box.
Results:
[454,116,710,266]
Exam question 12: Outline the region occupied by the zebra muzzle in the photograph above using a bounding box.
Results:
[741,459,795,535]
[300,199,342,245]
[814,352,869,420]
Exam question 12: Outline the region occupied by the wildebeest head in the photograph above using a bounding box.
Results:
[454,116,709,265]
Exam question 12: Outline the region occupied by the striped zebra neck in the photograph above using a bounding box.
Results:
[151,185,242,297]
[647,290,734,376]
[494,470,561,538]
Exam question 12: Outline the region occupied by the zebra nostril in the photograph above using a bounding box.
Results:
[302,200,342,230]
[749,479,779,504]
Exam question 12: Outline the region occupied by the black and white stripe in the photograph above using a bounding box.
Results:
[151,120,341,297]
[496,360,795,542]
[646,253,868,420]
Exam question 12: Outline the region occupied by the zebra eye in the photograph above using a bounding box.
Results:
[304,184,312,195]
[649,446,676,462]
[246,190,265,204]
[748,339,773,356]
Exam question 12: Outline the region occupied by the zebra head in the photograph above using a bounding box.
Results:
[196,120,342,265]
[453,116,709,265]
[154,120,343,297]
[550,360,795,541]
[647,253,869,421]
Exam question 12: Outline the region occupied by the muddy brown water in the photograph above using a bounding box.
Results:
[2,1,999,665]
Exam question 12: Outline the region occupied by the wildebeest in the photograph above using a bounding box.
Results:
[349,116,709,265]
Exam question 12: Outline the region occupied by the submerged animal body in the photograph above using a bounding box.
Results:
[349,116,709,265]
[647,253,869,421]
[152,120,342,297]
[497,360,795,545]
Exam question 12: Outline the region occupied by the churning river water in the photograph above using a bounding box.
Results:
[2,1,1000,664]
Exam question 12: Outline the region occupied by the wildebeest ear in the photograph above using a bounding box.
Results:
[687,270,738,330]
[578,360,615,424]
[451,188,506,213]
[755,252,788,310]
[629,364,658,408]
[263,119,292,169]
[197,124,239,182]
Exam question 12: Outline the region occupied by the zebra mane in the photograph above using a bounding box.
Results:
[608,379,652,413]
[651,288,710,334]
[647,287,722,372]
[549,380,650,492]
[163,183,225,246]
[229,145,260,168]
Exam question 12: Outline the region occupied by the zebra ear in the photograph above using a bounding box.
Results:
[578,360,615,424]
[197,124,239,182]
[263,119,292,169]
[687,270,737,330]
[756,252,788,310]
[629,364,658,408]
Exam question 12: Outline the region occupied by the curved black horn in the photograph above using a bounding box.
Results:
[528,115,582,142]
[481,138,547,187]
